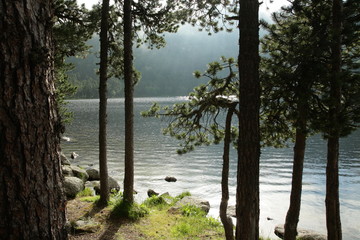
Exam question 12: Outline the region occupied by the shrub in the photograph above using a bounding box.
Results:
[143,195,167,208]
[111,199,149,221]
[76,187,94,198]
[175,191,191,200]
[180,204,206,217]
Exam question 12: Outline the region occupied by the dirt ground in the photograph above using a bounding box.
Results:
[66,199,145,240]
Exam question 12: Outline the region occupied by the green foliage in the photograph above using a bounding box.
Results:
[170,210,223,239]
[260,0,360,146]
[111,199,149,221]
[180,204,206,217]
[79,195,100,203]
[142,57,239,154]
[142,195,168,209]
[76,187,94,198]
[175,191,191,200]
[53,0,98,123]
[176,0,239,34]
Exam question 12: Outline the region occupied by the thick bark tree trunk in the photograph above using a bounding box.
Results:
[0,1,67,239]
[98,0,110,206]
[123,0,134,204]
[326,0,343,239]
[236,0,260,239]
[284,126,306,240]
[220,105,236,240]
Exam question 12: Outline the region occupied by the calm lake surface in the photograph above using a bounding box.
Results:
[61,97,360,239]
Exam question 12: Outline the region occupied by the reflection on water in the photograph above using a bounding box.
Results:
[62,97,360,240]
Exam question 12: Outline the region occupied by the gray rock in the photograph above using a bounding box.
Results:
[71,152,79,159]
[165,176,177,182]
[108,176,120,191]
[70,165,89,182]
[147,189,159,197]
[86,168,100,181]
[274,224,326,240]
[60,152,71,165]
[64,177,84,198]
[227,205,236,217]
[160,192,173,204]
[170,196,210,214]
[62,165,73,177]
[91,176,120,194]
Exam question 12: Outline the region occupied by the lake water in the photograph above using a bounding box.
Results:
[61,97,360,239]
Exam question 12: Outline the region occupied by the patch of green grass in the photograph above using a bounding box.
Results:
[78,195,100,203]
[143,195,168,209]
[108,191,123,206]
[170,213,223,239]
[180,204,206,217]
[76,187,94,198]
[111,199,149,221]
[134,202,224,240]
[175,191,191,200]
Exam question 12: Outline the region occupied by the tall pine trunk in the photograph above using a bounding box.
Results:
[98,0,110,206]
[123,0,134,204]
[284,124,306,240]
[236,0,260,239]
[284,77,309,240]
[326,0,343,239]
[0,0,67,239]
[220,105,236,240]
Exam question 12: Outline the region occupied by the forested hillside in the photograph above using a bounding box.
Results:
[67,26,239,98]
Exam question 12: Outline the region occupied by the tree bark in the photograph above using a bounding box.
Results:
[98,0,110,206]
[326,0,343,239]
[236,0,260,239]
[284,126,306,240]
[123,0,134,204]
[0,0,67,239]
[220,105,236,240]
[284,73,310,240]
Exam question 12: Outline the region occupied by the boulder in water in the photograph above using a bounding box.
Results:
[165,176,177,182]
[147,189,159,197]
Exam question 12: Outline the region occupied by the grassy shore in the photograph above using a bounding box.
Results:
[67,189,273,240]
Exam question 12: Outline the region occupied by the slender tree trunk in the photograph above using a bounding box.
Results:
[236,0,260,239]
[0,0,67,239]
[284,125,306,240]
[123,0,134,204]
[326,0,343,239]
[98,0,110,206]
[220,105,236,240]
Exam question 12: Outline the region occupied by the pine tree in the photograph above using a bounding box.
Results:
[0,0,67,238]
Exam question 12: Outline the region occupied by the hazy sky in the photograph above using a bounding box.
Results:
[76,0,289,17]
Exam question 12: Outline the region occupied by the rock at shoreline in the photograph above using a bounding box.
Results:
[71,152,79,159]
[60,152,71,165]
[147,189,159,197]
[274,224,326,240]
[64,177,84,198]
[227,205,236,217]
[91,177,120,194]
[86,168,100,181]
[169,196,210,214]
[165,176,177,182]
[62,165,73,177]
[70,165,89,182]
